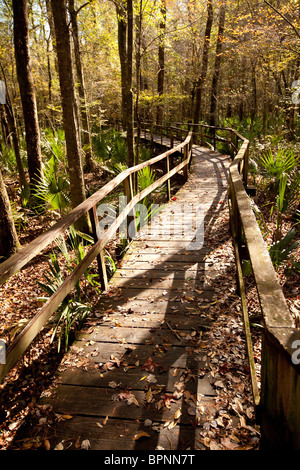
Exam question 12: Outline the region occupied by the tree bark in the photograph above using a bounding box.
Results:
[116,2,128,132]
[0,168,20,260]
[12,0,43,197]
[193,0,213,125]
[51,0,89,232]
[156,0,166,126]
[126,0,136,170]
[69,0,94,171]
[209,2,226,127]
[0,64,28,192]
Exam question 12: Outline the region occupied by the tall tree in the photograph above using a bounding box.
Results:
[69,0,94,171]
[209,1,226,127]
[0,167,20,260]
[156,0,166,126]
[0,63,28,192]
[193,0,214,125]
[51,0,89,232]
[126,0,136,169]
[12,0,43,198]
[115,1,128,131]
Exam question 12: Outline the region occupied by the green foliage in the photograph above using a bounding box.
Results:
[11,200,27,233]
[33,155,71,214]
[92,128,128,164]
[41,128,66,163]
[0,143,16,173]
[37,226,99,352]
[252,146,300,271]
[255,148,300,240]
[136,166,163,230]
[138,146,153,163]
[269,228,299,268]
[255,148,298,187]
[104,249,117,278]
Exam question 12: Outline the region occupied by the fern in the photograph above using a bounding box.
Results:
[33,156,71,213]
[269,228,299,268]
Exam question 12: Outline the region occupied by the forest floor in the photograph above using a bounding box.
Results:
[0,166,299,451]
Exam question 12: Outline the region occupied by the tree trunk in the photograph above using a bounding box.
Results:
[0,65,28,192]
[69,0,94,171]
[126,0,136,170]
[116,3,128,132]
[156,0,166,126]
[135,0,144,167]
[0,168,20,260]
[193,0,213,126]
[12,0,43,198]
[51,0,89,233]
[209,2,226,127]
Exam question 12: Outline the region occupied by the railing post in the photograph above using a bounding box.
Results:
[188,135,193,170]
[123,174,136,240]
[201,125,205,146]
[89,205,108,291]
[243,143,249,188]
[183,145,188,182]
[166,155,171,200]
[213,127,216,151]
[230,130,237,158]
[170,128,174,148]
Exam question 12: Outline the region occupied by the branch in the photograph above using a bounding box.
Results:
[263,0,300,40]
[76,0,94,16]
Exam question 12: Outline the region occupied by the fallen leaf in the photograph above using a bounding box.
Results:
[54,442,64,450]
[81,439,91,450]
[221,437,240,450]
[134,432,151,440]
[146,388,153,403]
[44,439,51,450]
[61,414,73,420]
[103,415,109,425]
[141,357,159,373]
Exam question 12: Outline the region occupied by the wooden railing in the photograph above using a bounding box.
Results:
[143,121,300,448]
[187,122,300,449]
[226,130,300,449]
[0,130,192,382]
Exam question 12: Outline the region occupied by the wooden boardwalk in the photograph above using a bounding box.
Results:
[25,145,236,450]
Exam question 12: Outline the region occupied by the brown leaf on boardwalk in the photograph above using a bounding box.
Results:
[141,357,159,373]
[133,432,151,441]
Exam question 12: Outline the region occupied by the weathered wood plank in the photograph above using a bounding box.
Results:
[40,415,208,450]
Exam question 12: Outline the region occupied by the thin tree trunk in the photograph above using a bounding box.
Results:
[0,167,20,260]
[135,0,143,167]
[69,0,94,171]
[209,2,226,127]
[116,3,128,132]
[12,0,43,198]
[193,0,213,126]
[156,0,166,126]
[0,64,28,191]
[51,0,89,232]
[126,0,136,171]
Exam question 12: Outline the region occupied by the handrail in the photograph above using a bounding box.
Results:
[221,127,300,447]
[0,131,193,382]
[154,122,300,446]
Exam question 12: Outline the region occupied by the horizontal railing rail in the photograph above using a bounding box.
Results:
[0,131,193,382]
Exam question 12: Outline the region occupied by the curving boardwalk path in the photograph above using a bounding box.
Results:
[19,145,256,450]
